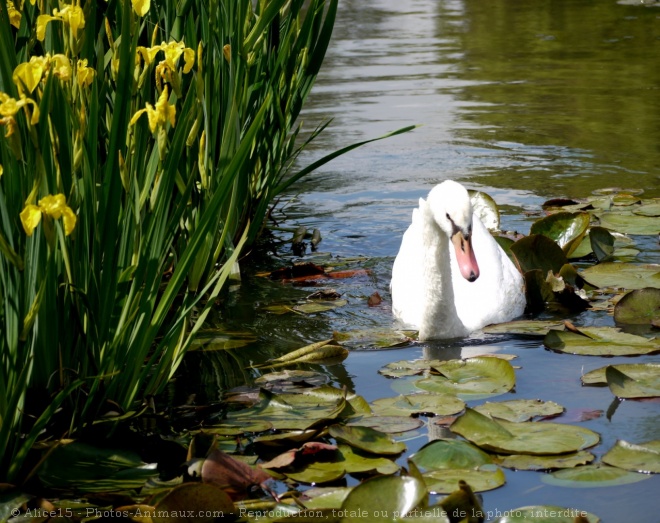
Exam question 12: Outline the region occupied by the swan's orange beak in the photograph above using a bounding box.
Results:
[451,231,480,282]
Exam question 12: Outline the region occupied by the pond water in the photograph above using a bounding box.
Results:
[183,1,660,521]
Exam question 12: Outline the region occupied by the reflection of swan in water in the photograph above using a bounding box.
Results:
[391,181,526,340]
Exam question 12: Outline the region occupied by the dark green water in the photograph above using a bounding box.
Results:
[186,1,660,521]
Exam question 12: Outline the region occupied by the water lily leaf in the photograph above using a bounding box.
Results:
[379,359,441,378]
[414,357,516,400]
[511,234,567,275]
[253,340,349,369]
[203,420,273,436]
[259,442,337,470]
[496,451,595,471]
[581,362,660,388]
[530,212,590,257]
[633,201,660,217]
[450,408,599,455]
[482,319,565,336]
[474,399,564,422]
[329,425,406,455]
[153,483,234,523]
[409,438,494,470]
[227,387,346,430]
[543,464,651,488]
[191,331,257,351]
[38,442,157,492]
[335,329,417,350]
[601,439,660,473]
[255,370,330,391]
[347,415,423,434]
[301,487,353,510]
[339,475,428,523]
[605,365,660,398]
[580,263,660,290]
[613,288,660,325]
[596,212,660,235]
[469,190,500,231]
[588,226,615,261]
[293,299,348,314]
[489,505,600,522]
[421,464,506,494]
[371,393,465,417]
[544,327,660,356]
[254,429,319,447]
[201,449,271,499]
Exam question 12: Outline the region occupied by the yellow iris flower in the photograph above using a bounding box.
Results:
[131,0,150,16]
[129,86,176,133]
[13,54,72,95]
[7,0,22,28]
[76,59,95,87]
[0,92,40,137]
[20,194,77,236]
[37,4,85,41]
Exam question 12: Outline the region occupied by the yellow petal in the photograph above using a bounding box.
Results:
[162,41,183,69]
[154,87,176,128]
[132,0,150,17]
[145,102,159,133]
[36,14,57,41]
[62,206,77,235]
[56,6,85,35]
[8,1,21,29]
[13,61,45,94]
[129,107,148,127]
[51,54,73,81]
[0,164,3,177]
[20,205,42,236]
[182,47,195,73]
[38,193,67,218]
[76,59,95,87]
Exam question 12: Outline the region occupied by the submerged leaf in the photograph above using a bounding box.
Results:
[543,464,651,488]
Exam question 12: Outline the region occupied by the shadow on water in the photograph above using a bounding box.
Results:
[179,0,660,520]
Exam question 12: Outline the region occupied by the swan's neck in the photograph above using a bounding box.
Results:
[419,206,466,339]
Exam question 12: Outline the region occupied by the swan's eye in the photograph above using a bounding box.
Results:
[445,213,451,221]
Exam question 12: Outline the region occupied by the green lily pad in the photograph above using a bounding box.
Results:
[469,190,500,231]
[450,408,599,456]
[580,263,660,290]
[474,399,564,422]
[530,212,590,257]
[482,319,565,336]
[203,420,273,436]
[334,329,417,350]
[496,451,595,471]
[294,299,348,314]
[596,212,660,235]
[581,363,660,386]
[421,464,506,494]
[511,234,568,275]
[606,365,660,398]
[414,357,516,400]
[633,201,660,217]
[254,430,319,446]
[410,439,494,470]
[613,288,660,325]
[339,475,430,523]
[589,226,615,261]
[543,464,651,488]
[329,425,406,455]
[301,487,353,510]
[543,327,660,356]
[601,439,660,473]
[370,393,465,417]
[346,416,424,434]
[379,359,441,378]
[489,505,600,522]
[153,483,234,523]
[253,339,348,369]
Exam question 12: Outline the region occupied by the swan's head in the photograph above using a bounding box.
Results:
[427,181,480,282]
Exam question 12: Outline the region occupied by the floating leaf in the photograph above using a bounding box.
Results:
[581,363,660,387]
[201,449,271,499]
[379,359,440,378]
[633,201,660,217]
[605,365,660,398]
[414,357,516,400]
[589,226,615,261]
[259,442,337,470]
[489,505,600,522]
[474,399,564,422]
[301,487,353,510]
[496,451,595,471]
[601,439,660,473]
[252,339,348,369]
[530,211,590,257]
[469,190,500,231]
[335,329,417,350]
[450,408,599,456]
[596,212,660,235]
[410,439,494,470]
[255,370,329,390]
[153,483,234,523]
[339,475,429,523]
[544,327,660,356]
[202,420,273,436]
[329,425,406,455]
[293,299,348,314]
[482,320,565,336]
[613,288,660,325]
[580,263,660,290]
[422,464,506,494]
[370,393,465,417]
[346,416,424,434]
[543,464,651,488]
[511,234,567,275]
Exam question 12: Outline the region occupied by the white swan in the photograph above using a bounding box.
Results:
[391,180,526,340]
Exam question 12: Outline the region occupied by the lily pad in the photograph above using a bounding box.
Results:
[596,212,660,235]
[253,339,348,369]
[335,329,417,350]
[605,365,660,398]
[450,408,599,456]
[581,363,660,386]
[370,393,465,417]
[601,439,660,473]
[633,201,660,217]
[202,420,274,436]
[474,399,564,422]
[414,357,516,400]
[613,288,660,325]
[543,464,651,488]
[339,475,430,523]
[544,327,660,356]
[329,425,406,455]
[410,438,494,470]
[496,451,595,471]
[469,190,500,231]
[589,226,615,261]
[580,263,660,290]
[421,464,506,494]
[152,483,234,523]
[482,319,565,336]
[511,234,568,275]
[379,359,441,378]
[346,416,424,434]
[489,505,600,522]
[530,212,590,257]
[301,487,353,510]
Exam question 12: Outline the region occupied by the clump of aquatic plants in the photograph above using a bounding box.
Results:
[0,0,416,484]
